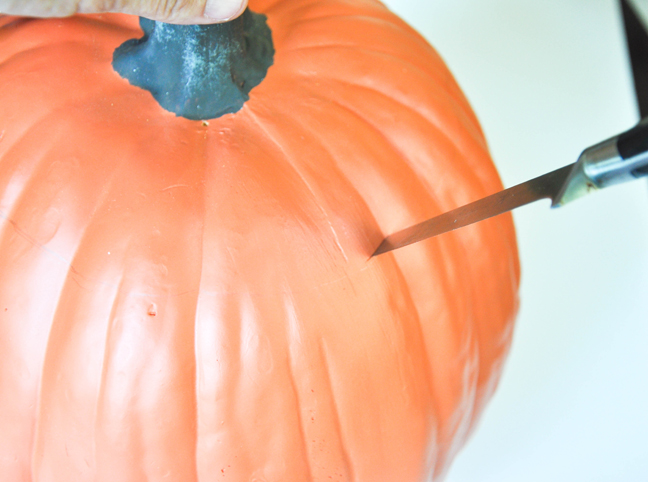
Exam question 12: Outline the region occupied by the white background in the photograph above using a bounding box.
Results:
[380,0,648,480]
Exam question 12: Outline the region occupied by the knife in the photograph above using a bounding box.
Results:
[373,0,648,257]
[373,121,648,256]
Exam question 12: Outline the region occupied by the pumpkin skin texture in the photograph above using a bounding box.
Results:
[0,1,519,481]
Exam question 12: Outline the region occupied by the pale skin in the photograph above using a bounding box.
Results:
[0,0,248,23]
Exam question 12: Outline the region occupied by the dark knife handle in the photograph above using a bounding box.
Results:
[617,118,648,177]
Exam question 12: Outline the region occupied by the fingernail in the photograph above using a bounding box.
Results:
[204,0,247,21]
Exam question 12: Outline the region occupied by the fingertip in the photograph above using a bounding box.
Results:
[203,0,247,21]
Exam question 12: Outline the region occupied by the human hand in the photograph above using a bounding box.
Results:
[0,0,248,23]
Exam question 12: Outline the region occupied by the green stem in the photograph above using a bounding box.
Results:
[112,9,274,120]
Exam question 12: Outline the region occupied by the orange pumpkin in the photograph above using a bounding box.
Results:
[0,1,519,481]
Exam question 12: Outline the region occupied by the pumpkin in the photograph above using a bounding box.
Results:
[0,1,519,481]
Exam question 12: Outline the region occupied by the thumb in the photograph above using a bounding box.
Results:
[0,0,248,24]
[80,0,249,23]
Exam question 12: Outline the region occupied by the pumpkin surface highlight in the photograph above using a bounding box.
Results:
[0,1,519,481]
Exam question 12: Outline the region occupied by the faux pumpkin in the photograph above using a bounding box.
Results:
[0,1,519,481]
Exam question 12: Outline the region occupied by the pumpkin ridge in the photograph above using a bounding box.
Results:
[282,301,316,481]
[280,44,457,97]
[275,81,440,231]
[250,93,426,257]
[419,237,505,466]
[280,283,368,480]
[92,268,128,476]
[304,79,486,210]
[0,34,126,66]
[0,124,79,251]
[386,264,444,462]
[268,0,391,26]
[278,47,483,155]
[0,84,131,182]
[187,255,388,297]
[318,339,356,481]
[190,150,209,482]
[296,80,490,459]
[457,223,518,395]
[381,254,440,464]
[244,108,353,262]
[30,319,56,477]
[0,15,26,29]
[321,74,492,198]
[30,262,124,479]
[92,263,202,478]
[0,210,68,269]
[34,165,118,292]
[0,40,85,65]
[0,43,52,69]
[283,14,440,60]
[245,82,429,259]
[195,291,245,475]
[0,114,206,299]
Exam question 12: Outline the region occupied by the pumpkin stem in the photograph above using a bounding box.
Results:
[112,9,274,120]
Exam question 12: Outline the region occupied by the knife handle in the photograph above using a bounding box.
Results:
[617,118,648,177]
[553,118,648,206]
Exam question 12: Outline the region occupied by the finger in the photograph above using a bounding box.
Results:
[78,0,249,23]
[0,0,248,23]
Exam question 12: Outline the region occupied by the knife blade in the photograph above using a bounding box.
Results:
[372,164,573,256]
[373,120,648,256]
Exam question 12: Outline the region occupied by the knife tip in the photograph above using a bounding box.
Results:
[371,239,392,257]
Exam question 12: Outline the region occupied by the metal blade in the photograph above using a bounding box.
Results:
[373,163,574,256]
[621,0,648,118]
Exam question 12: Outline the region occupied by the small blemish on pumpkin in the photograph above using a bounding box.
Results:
[202,120,209,127]
[147,304,157,316]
